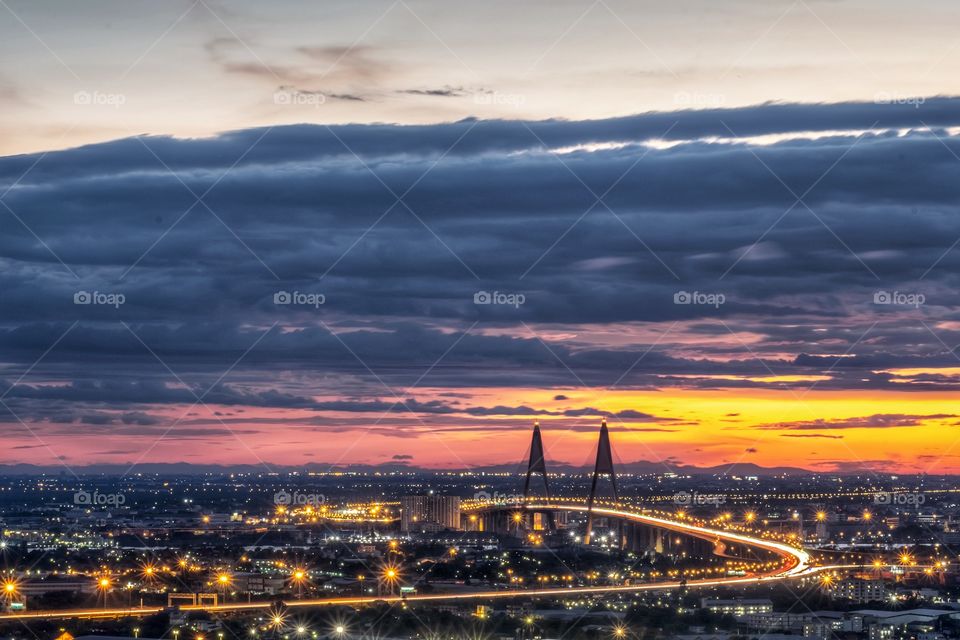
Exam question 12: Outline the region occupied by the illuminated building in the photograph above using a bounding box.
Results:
[400,495,461,532]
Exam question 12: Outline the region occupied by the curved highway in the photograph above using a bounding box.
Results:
[0,503,813,622]
[524,503,810,577]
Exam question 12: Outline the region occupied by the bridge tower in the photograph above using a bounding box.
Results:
[522,420,555,531]
[584,418,620,545]
[522,420,550,501]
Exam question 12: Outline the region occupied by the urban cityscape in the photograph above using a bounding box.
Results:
[4,1,960,639]
[0,420,957,640]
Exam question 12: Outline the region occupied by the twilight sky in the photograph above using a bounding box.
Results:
[3,0,960,474]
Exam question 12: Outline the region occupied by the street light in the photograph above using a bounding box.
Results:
[523,616,535,639]
[268,606,287,633]
[291,568,307,599]
[97,576,111,609]
[381,565,400,595]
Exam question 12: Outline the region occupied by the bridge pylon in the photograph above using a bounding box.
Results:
[521,420,555,532]
[584,418,620,546]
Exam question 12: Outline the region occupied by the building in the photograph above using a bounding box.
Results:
[18,578,96,597]
[740,611,813,631]
[701,598,773,616]
[854,609,960,626]
[830,577,887,603]
[740,610,863,634]
[803,623,832,640]
[400,495,461,532]
[869,624,895,640]
[230,573,287,595]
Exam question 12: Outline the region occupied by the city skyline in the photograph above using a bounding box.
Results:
[4,1,960,474]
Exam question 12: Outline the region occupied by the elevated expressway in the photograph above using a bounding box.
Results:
[0,502,813,622]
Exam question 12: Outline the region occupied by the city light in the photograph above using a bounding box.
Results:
[268,608,287,631]
[141,563,158,581]
[291,567,308,598]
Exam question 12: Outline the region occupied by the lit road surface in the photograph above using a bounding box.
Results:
[0,503,812,622]
[529,503,812,578]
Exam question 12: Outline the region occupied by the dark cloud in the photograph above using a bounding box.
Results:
[757,414,956,431]
[3,99,960,440]
[399,86,473,97]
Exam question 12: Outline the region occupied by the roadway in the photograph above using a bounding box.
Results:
[0,503,814,622]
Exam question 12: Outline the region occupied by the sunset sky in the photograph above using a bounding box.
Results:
[3,0,960,474]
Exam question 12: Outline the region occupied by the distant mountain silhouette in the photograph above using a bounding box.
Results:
[0,459,842,476]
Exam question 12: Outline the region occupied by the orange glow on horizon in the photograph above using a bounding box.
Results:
[4,385,960,473]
